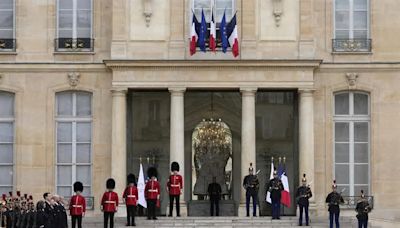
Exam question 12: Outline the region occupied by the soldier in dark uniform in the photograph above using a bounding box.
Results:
[267,170,284,219]
[35,200,48,228]
[167,162,183,217]
[26,196,36,228]
[325,180,344,228]
[356,190,371,228]
[296,174,312,226]
[242,163,259,217]
[207,176,222,216]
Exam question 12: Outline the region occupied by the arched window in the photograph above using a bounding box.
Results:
[56,91,92,197]
[333,91,370,196]
[0,91,15,194]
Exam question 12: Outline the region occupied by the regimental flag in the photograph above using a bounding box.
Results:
[198,9,207,52]
[137,163,147,208]
[190,12,200,56]
[266,161,275,204]
[220,11,228,53]
[227,12,239,57]
[280,169,291,208]
[277,162,284,178]
[209,9,217,52]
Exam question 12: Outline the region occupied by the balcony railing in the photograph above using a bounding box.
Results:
[332,39,372,52]
[55,38,94,52]
[340,195,374,209]
[0,39,16,52]
[63,196,95,210]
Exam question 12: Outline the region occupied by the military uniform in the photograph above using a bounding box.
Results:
[325,181,344,228]
[296,174,312,226]
[123,174,138,226]
[267,173,284,219]
[243,163,259,217]
[355,190,371,228]
[207,179,222,216]
[145,167,160,220]
[167,162,183,217]
[101,178,119,228]
[70,182,86,228]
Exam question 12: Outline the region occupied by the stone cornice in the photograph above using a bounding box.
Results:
[319,62,400,72]
[0,63,108,73]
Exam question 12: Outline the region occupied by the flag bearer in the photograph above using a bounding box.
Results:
[267,170,284,219]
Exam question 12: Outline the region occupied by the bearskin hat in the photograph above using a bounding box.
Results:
[127,173,136,185]
[74,181,84,192]
[147,167,157,178]
[106,178,116,189]
[171,162,180,172]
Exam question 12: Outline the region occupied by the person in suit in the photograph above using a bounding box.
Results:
[101,178,119,228]
[208,176,222,216]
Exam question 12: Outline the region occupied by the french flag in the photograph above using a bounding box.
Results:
[190,13,199,56]
[280,170,291,208]
[227,13,239,57]
[209,9,217,52]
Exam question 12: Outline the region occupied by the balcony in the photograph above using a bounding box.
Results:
[0,39,16,52]
[55,38,94,52]
[332,39,372,53]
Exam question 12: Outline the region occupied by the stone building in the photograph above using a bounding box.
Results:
[0,0,399,224]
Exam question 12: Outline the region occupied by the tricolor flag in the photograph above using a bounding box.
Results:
[209,9,217,52]
[266,161,275,204]
[189,13,199,56]
[220,11,228,53]
[227,12,239,57]
[137,163,147,208]
[280,170,291,208]
[198,9,207,52]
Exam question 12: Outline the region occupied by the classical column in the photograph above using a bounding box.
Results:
[111,88,127,199]
[240,88,257,203]
[169,87,186,199]
[299,89,315,203]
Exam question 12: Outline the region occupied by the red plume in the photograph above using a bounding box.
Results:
[29,195,33,200]
[2,194,6,200]
[24,193,28,199]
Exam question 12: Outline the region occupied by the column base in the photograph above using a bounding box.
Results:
[165,202,187,217]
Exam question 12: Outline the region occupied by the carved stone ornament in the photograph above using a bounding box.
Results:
[272,0,284,27]
[67,72,80,87]
[346,73,359,89]
[143,0,153,27]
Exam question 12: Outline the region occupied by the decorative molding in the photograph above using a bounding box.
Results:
[272,0,284,27]
[143,0,153,27]
[345,72,359,89]
[67,72,80,87]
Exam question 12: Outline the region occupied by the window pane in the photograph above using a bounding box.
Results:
[335,0,349,10]
[354,0,368,10]
[76,123,91,142]
[57,92,73,116]
[336,185,350,196]
[355,143,368,163]
[59,29,73,38]
[0,187,12,195]
[0,165,13,185]
[77,29,91,38]
[335,11,350,30]
[57,143,72,163]
[194,0,210,9]
[76,92,92,116]
[335,143,349,163]
[77,10,91,29]
[354,185,369,196]
[77,0,91,9]
[335,30,350,39]
[354,122,368,142]
[0,92,14,117]
[57,186,72,197]
[354,93,369,115]
[0,123,13,142]
[76,143,91,163]
[82,186,91,196]
[59,10,73,30]
[59,0,73,9]
[0,0,13,9]
[0,29,13,39]
[354,11,367,29]
[335,93,349,115]
[76,165,91,185]
[57,166,72,185]
[0,144,13,163]
[335,122,349,142]
[216,0,232,9]
[353,30,368,39]
[354,164,368,184]
[0,12,13,30]
[57,122,72,142]
[335,164,349,184]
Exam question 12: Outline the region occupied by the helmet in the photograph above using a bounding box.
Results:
[248,163,254,172]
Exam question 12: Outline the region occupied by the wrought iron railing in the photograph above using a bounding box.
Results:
[340,195,374,209]
[55,38,94,52]
[332,39,372,52]
[63,196,95,210]
[0,39,16,51]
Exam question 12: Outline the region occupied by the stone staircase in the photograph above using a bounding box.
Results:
[76,216,372,227]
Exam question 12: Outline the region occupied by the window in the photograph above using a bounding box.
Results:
[333,0,371,52]
[56,0,93,51]
[0,0,16,51]
[0,91,14,194]
[334,91,370,196]
[56,91,92,197]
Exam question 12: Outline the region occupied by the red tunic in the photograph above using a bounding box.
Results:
[69,194,86,216]
[101,191,119,212]
[167,174,183,196]
[123,186,138,206]
[145,180,160,200]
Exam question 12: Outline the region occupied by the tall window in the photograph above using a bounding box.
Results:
[0,91,14,194]
[56,91,92,197]
[57,0,93,51]
[0,0,15,51]
[193,0,234,22]
[334,91,370,196]
[333,0,370,52]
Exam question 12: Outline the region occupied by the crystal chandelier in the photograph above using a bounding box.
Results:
[195,118,231,149]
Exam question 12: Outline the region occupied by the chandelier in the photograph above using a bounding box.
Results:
[195,118,231,149]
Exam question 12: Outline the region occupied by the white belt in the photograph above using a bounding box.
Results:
[72,205,83,208]
[148,190,157,192]
[171,184,180,187]
[127,195,136,198]
[105,201,116,204]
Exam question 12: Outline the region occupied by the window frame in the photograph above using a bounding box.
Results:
[333,91,371,196]
[333,0,370,39]
[0,0,16,51]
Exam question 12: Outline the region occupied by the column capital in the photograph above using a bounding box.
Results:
[298,88,316,95]
[168,87,186,95]
[111,88,128,97]
[240,87,258,96]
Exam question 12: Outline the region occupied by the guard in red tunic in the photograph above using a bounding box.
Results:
[123,174,138,226]
[167,161,183,217]
[145,167,160,220]
[101,178,119,228]
[69,181,86,228]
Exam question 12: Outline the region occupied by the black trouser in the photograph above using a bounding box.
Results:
[169,195,180,216]
[358,218,368,228]
[126,205,136,225]
[210,196,220,216]
[246,190,257,216]
[299,204,309,225]
[71,215,82,228]
[147,199,157,219]
[104,212,115,228]
[329,211,340,228]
